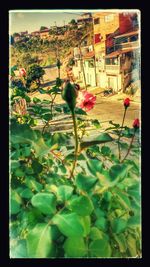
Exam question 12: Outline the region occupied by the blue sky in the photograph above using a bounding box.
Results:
[9,10,85,34]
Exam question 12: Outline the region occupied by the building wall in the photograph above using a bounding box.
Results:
[39,32,50,39]
[106,74,122,92]
[96,72,107,88]
[119,13,135,34]
[84,61,96,87]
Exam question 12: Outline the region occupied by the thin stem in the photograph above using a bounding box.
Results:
[118,108,127,161]
[69,110,79,178]
[121,129,136,163]
[42,94,57,134]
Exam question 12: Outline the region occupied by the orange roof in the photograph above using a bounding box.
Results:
[83,51,95,59]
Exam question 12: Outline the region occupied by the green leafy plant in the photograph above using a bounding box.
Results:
[10,81,141,258]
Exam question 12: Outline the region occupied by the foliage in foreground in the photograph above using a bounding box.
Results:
[10,81,141,258]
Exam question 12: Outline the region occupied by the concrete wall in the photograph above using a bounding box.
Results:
[84,61,96,87]
[106,74,122,92]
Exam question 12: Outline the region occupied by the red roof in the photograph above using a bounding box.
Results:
[83,51,95,59]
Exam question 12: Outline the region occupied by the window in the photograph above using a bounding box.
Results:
[88,60,94,68]
[94,18,100,25]
[130,35,138,42]
[105,14,114,22]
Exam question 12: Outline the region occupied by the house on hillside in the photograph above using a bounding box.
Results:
[93,11,140,91]
[39,29,50,39]
[77,13,93,28]
[20,31,28,36]
[31,31,40,37]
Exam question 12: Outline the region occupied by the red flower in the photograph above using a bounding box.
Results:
[124,98,130,108]
[19,68,26,77]
[76,90,96,111]
[133,118,140,129]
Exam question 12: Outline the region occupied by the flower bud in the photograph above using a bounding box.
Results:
[62,82,77,112]
[133,118,140,129]
[19,68,26,77]
[124,98,130,108]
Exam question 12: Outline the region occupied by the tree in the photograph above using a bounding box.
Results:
[18,53,38,68]
[26,64,45,88]
[69,19,77,25]
[40,26,48,31]
[13,32,20,38]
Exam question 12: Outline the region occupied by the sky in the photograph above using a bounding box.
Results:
[9,10,85,34]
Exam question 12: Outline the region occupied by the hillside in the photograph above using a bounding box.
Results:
[10,24,93,69]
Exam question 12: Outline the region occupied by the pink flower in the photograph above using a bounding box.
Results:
[19,68,26,77]
[124,98,130,108]
[13,98,27,115]
[133,118,140,129]
[76,90,96,111]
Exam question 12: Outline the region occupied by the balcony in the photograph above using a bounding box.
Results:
[105,65,120,74]
[115,41,139,51]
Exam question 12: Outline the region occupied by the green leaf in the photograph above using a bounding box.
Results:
[75,107,87,115]
[10,239,27,258]
[89,227,103,240]
[95,217,108,232]
[31,160,43,174]
[31,193,56,215]
[42,113,52,121]
[101,146,111,156]
[33,97,41,104]
[113,189,131,210]
[111,218,128,234]
[87,159,103,177]
[75,173,98,192]
[113,233,127,253]
[20,188,34,199]
[128,215,141,227]
[80,133,113,150]
[38,88,47,94]
[91,119,101,129]
[11,121,50,157]
[69,195,94,216]
[109,164,132,182]
[89,238,112,257]
[64,236,87,257]
[26,177,43,192]
[127,234,137,257]
[11,190,22,215]
[26,223,52,258]
[14,168,24,177]
[79,216,91,237]
[52,213,84,237]
[57,185,73,202]
[11,160,20,170]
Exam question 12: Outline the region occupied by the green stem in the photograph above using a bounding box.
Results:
[42,94,57,134]
[121,129,136,163]
[70,110,78,178]
[118,108,127,161]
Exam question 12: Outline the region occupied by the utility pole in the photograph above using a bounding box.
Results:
[78,45,87,91]
[91,21,97,87]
